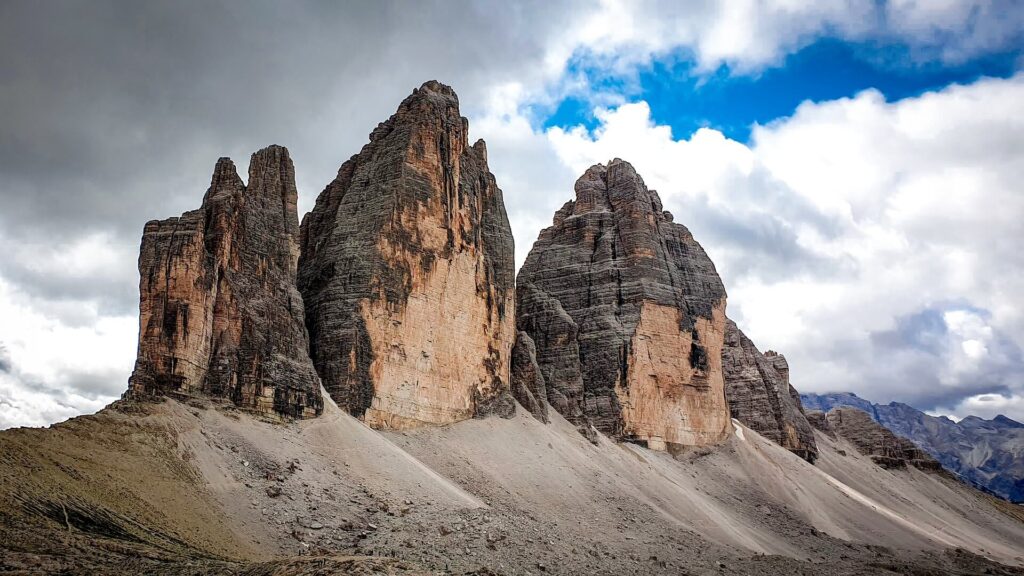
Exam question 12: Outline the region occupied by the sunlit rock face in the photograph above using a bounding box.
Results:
[722,320,818,462]
[298,81,516,429]
[516,159,731,450]
[126,146,323,418]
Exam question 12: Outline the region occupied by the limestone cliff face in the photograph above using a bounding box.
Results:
[722,320,817,461]
[516,159,731,449]
[126,146,323,418]
[298,81,516,429]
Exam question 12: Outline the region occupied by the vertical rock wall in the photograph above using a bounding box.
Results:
[722,320,817,461]
[126,146,322,418]
[516,159,731,449]
[298,81,516,429]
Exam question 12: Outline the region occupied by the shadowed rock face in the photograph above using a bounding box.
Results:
[126,146,323,418]
[825,408,942,470]
[298,81,516,429]
[723,320,817,462]
[509,331,549,423]
[516,159,731,450]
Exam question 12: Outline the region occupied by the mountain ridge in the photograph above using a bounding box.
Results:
[802,392,1024,503]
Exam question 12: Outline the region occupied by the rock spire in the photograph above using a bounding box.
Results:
[126,145,322,418]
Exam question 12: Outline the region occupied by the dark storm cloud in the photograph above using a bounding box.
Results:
[680,178,847,285]
[0,0,571,236]
[28,367,128,401]
[0,0,577,317]
[0,241,137,317]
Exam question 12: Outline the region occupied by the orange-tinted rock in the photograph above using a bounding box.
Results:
[125,146,322,418]
[298,81,516,429]
[516,159,731,449]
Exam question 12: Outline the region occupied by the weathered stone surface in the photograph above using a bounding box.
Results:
[298,81,515,429]
[125,146,322,418]
[516,159,731,450]
[509,331,549,423]
[722,320,817,461]
[825,408,942,470]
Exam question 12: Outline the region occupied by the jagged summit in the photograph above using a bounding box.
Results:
[993,414,1024,427]
[804,391,1024,500]
[298,82,515,430]
[566,159,676,221]
[415,79,459,99]
[813,407,942,470]
[126,145,322,418]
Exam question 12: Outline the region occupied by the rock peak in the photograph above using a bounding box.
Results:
[518,161,730,449]
[214,156,236,171]
[209,157,243,190]
[366,80,467,146]
[416,79,458,99]
[568,158,665,220]
[251,144,288,162]
[298,82,515,429]
[825,407,942,470]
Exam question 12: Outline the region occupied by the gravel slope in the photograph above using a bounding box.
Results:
[2,394,1022,575]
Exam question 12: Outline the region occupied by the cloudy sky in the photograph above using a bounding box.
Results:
[2,0,1023,428]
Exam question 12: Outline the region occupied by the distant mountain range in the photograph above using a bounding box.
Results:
[801,392,1024,503]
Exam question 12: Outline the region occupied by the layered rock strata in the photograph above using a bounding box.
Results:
[722,320,817,461]
[825,408,942,470]
[516,159,731,450]
[298,81,516,429]
[126,146,322,418]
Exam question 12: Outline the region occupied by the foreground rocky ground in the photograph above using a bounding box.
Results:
[2,395,1022,575]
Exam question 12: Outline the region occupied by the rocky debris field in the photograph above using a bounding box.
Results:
[2,398,1024,575]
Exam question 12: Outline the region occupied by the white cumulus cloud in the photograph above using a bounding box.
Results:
[539,73,1024,419]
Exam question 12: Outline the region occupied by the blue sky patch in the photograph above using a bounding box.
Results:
[543,39,1021,143]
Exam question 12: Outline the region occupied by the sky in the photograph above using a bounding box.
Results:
[2,0,1024,428]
